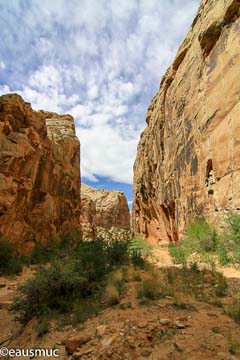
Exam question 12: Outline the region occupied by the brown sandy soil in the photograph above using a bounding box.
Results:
[0,251,240,360]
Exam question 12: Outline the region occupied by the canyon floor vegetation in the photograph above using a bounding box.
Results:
[169,214,240,269]
[0,224,240,359]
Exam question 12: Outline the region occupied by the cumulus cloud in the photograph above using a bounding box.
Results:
[0,0,200,184]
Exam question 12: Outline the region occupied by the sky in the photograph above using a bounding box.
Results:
[0,0,200,208]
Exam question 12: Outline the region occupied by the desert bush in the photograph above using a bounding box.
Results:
[219,213,240,265]
[226,299,240,325]
[104,285,120,305]
[36,317,50,337]
[0,238,23,275]
[187,219,218,252]
[27,239,59,265]
[214,272,228,297]
[169,242,189,267]
[128,236,151,267]
[169,219,219,268]
[13,260,89,322]
[27,232,81,265]
[107,239,129,267]
[73,239,110,281]
[13,237,147,322]
[137,274,165,302]
[216,240,231,265]
[229,340,240,355]
[226,213,240,243]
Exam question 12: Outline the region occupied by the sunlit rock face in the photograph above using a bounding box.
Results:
[80,183,130,239]
[0,94,81,253]
[133,0,240,244]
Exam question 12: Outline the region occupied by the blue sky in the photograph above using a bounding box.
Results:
[0,0,200,207]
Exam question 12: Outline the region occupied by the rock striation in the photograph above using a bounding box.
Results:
[0,94,81,252]
[80,183,130,239]
[133,0,240,243]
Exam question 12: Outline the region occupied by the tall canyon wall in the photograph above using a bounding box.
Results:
[133,0,240,243]
[0,94,81,253]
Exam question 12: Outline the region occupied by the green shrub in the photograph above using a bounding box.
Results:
[215,273,228,297]
[227,299,240,324]
[27,241,58,265]
[137,275,165,301]
[71,300,101,325]
[60,231,81,246]
[216,240,231,265]
[186,219,218,253]
[74,239,110,281]
[190,262,200,273]
[0,239,23,275]
[13,260,89,322]
[169,242,188,266]
[104,285,120,305]
[27,232,81,265]
[107,239,129,267]
[36,317,50,337]
[128,236,151,267]
[223,213,240,265]
[13,237,147,323]
[169,219,218,268]
[229,340,240,355]
[226,213,240,243]
[211,327,221,334]
[128,236,151,256]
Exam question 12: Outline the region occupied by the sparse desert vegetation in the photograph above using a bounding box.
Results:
[0,232,239,359]
[169,214,240,269]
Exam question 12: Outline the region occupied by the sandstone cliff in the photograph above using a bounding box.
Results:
[80,183,130,239]
[133,0,240,243]
[0,94,81,252]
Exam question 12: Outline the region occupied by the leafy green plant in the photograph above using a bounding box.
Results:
[226,213,240,243]
[211,327,221,334]
[169,242,188,267]
[36,317,50,337]
[104,285,120,305]
[169,219,218,268]
[190,262,200,273]
[226,299,240,324]
[0,238,23,275]
[186,219,218,252]
[27,232,81,265]
[13,260,89,322]
[137,274,167,302]
[215,272,228,297]
[128,236,151,267]
[223,213,240,265]
[216,240,231,265]
[229,340,240,355]
[13,237,147,323]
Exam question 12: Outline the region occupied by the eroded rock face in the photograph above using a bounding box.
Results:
[133,0,240,243]
[80,183,130,239]
[80,193,97,239]
[0,94,81,252]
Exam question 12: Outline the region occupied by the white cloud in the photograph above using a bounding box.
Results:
[29,65,62,91]
[76,123,138,184]
[0,61,6,70]
[0,0,200,184]
[0,84,10,93]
